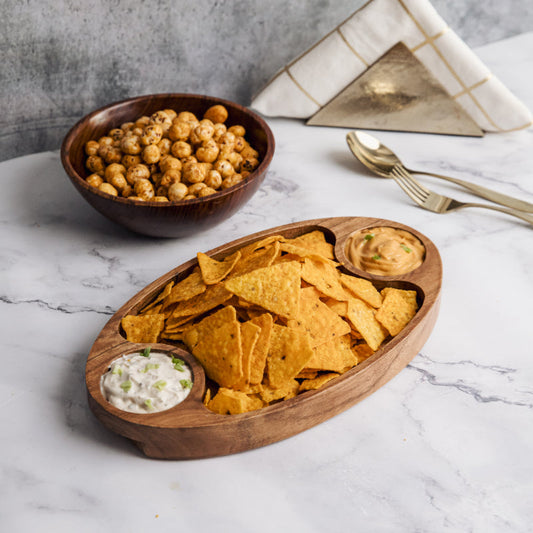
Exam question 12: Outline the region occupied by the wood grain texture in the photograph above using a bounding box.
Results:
[60,93,275,237]
[86,217,442,459]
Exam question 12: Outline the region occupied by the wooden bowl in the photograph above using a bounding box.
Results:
[60,93,275,238]
[86,217,442,459]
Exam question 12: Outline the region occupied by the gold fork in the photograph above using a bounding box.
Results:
[391,165,533,225]
[346,130,533,213]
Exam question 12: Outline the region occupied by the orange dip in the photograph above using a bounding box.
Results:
[345,226,425,275]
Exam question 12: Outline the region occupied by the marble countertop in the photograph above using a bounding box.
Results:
[2,32,532,532]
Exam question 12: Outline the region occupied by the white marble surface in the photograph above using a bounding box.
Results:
[2,33,533,533]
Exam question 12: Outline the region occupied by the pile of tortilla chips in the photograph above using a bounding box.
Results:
[121,230,419,415]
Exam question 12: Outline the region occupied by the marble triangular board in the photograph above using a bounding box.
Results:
[307,42,483,136]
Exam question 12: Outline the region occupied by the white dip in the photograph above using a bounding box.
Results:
[100,349,193,413]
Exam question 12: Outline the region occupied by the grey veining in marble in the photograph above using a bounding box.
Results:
[2,0,533,160]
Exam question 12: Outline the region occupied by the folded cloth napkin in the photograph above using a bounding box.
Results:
[251,0,532,133]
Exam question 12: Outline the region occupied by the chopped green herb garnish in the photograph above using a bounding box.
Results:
[120,380,132,392]
[372,254,381,261]
[180,379,193,390]
[153,380,167,391]
[364,233,375,241]
[140,347,151,358]
[400,244,412,253]
[141,363,160,373]
[112,365,122,376]
[172,357,186,372]
[144,399,154,410]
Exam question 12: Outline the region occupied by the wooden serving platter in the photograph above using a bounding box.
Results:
[86,217,442,459]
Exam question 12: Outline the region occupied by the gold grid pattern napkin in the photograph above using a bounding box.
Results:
[251,0,532,132]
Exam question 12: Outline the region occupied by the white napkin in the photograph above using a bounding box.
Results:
[251,0,532,133]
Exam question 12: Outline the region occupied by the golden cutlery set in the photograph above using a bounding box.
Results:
[346,130,533,225]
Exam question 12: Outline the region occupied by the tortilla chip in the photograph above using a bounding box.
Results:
[197,250,241,285]
[296,370,318,380]
[299,372,339,392]
[233,321,261,390]
[182,306,243,388]
[305,334,357,373]
[185,305,238,341]
[229,241,281,278]
[260,379,300,403]
[225,261,302,319]
[237,235,285,257]
[169,282,233,319]
[163,318,201,337]
[203,387,212,406]
[323,298,349,317]
[349,328,363,341]
[121,314,165,343]
[279,242,338,267]
[272,253,300,264]
[235,298,254,308]
[381,287,418,308]
[285,230,335,259]
[340,273,383,308]
[161,270,206,312]
[160,331,185,341]
[141,303,163,315]
[266,324,314,388]
[164,312,200,330]
[301,258,347,301]
[351,342,374,363]
[375,288,418,336]
[345,298,388,351]
[235,383,264,395]
[287,287,350,348]
[249,313,273,385]
[139,281,174,314]
[242,308,266,321]
[207,388,263,415]
[234,298,272,317]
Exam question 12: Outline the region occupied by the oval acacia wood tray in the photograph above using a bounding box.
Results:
[86,217,442,459]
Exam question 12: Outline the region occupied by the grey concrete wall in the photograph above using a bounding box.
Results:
[2,0,532,161]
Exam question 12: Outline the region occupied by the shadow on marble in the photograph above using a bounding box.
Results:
[20,152,173,244]
[60,346,145,458]
[328,147,378,177]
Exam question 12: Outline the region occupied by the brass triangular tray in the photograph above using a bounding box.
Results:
[307,42,483,136]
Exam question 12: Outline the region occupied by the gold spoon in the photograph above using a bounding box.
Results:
[346,130,533,213]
